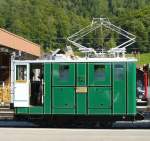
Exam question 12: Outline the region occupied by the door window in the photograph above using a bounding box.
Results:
[16,65,27,81]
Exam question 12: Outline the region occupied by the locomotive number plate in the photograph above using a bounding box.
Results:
[76,87,87,93]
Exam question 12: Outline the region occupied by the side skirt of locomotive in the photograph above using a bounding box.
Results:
[14,113,144,126]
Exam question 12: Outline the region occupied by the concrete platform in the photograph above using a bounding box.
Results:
[0,128,150,141]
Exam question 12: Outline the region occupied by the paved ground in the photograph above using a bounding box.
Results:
[0,120,150,141]
[0,128,150,141]
[0,115,149,141]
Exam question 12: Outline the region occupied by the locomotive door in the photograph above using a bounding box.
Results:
[88,63,111,114]
[52,63,75,114]
[14,63,30,107]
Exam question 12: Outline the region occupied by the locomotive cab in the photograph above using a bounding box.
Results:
[13,62,44,108]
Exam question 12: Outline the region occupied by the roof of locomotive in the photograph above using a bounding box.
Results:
[13,57,137,63]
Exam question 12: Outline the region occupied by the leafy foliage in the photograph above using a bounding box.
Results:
[0,0,149,53]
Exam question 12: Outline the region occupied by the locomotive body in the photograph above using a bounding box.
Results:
[12,57,138,122]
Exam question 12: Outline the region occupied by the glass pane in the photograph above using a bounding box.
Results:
[94,65,105,81]
[114,64,124,80]
[59,65,69,81]
[16,65,27,81]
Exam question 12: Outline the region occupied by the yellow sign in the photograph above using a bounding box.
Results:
[76,87,87,93]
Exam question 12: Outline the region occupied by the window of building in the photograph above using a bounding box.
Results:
[94,65,105,81]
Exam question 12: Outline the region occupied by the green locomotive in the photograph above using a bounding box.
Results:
[11,18,142,126]
[12,58,139,123]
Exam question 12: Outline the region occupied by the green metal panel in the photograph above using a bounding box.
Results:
[16,108,28,114]
[44,63,51,114]
[113,63,126,114]
[52,87,75,114]
[77,63,86,86]
[88,87,111,109]
[29,107,43,114]
[52,63,75,86]
[76,93,87,114]
[88,109,111,115]
[127,62,136,115]
[88,63,111,86]
[52,108,75,114]
[76,63,87,114]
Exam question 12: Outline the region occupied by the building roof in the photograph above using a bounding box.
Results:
[0,28,41,57]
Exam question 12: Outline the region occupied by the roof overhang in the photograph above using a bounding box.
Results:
[0,28,41,57]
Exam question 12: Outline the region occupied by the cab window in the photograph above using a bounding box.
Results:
[114,64,124,80]
[59,65,69,81]
[94,65,105,81]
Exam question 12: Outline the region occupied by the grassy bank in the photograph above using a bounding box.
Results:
[127,53,150,65]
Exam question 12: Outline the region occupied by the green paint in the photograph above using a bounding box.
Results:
[88,63,111,86]
[52,63,75,86]
[29,106,43,114]
[77,94,87,114]
[15,61,137,117]
[113,63,126,114]
[88,87,111,109]
[76,63,87,114]
[88,109,111,115]
[16,108,28,114]
[44,63,51,114]
[77,63,86,86]
[127,62,136,114]
[52,87,75,114]
[52,108,75,114]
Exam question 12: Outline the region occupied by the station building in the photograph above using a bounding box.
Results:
[0,28,41,105]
